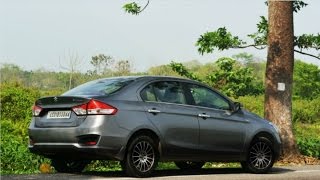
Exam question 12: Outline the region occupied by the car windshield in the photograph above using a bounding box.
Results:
[62,78,134,96]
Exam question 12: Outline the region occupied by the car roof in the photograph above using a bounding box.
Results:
[96,75,192,82]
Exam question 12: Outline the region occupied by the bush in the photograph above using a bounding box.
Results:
[293,97,320,124]
[0,119,49,174]
[0,83,40,121]
[0,83,48,174]
[294,123,320,158]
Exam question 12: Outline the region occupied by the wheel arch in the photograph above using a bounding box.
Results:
[127,128,160,144]
[124,128,162,158]
[250,131,275,145]
[246,130,281,160]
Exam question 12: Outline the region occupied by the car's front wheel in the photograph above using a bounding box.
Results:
[51,159,89,173]
[123,135,159,177]
[174,161,205,170]
[241,137,275,173]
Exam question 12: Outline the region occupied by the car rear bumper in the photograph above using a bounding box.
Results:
[28,115,129,160]
[29,143,125,160]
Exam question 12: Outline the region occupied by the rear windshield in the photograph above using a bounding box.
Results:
[62,78,134,96]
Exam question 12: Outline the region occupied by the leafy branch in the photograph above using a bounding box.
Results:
[169,62,203,82]
[123,0,150,15]
[197,16,320,60]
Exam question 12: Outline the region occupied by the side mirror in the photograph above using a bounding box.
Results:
[232,102,242,112]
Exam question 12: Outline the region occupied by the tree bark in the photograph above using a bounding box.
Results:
[265,1,300,158]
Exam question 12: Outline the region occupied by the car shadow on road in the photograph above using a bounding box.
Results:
[83,167,294,178]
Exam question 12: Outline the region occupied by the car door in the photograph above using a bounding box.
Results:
[186,83,247,160]
[140,81,199,159]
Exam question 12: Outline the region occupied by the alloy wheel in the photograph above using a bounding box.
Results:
[131,141,155,172]
[249,141,272,169]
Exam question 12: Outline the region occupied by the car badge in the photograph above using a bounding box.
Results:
[53,97,58,102]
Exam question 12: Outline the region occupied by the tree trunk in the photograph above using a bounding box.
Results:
[265,1,300,158]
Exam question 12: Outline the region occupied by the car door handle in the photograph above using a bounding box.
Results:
[198,113,210,118]
[148,109,161,114]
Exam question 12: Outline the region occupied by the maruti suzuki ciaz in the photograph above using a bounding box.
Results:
[29,76,281,177]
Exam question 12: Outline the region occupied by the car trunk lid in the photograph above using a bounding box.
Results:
[33,96,91,128]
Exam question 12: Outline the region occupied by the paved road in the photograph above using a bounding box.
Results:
[2,165,320,180]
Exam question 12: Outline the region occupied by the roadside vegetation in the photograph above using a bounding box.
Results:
[1,54,319,174]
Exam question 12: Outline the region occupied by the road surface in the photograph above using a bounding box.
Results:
[2,165,320,180]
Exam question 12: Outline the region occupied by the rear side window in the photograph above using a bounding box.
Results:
[63,78,134,96]
[141,81,187,105]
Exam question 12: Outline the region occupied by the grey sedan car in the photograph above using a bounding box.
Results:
[29,76,281,177]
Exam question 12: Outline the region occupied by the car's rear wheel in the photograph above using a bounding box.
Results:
[51,159,89,173]
[174,161,205,170]
[241,137,275,173]
[124,135,159,177]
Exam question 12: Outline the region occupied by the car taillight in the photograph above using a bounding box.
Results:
[72,100,117,115]
[72,104,87,115]
[32,105,42,116]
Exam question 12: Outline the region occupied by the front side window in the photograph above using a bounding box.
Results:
[140,81,187,105]
[188,84,230,110]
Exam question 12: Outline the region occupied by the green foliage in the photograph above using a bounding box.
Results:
[0,119,50,174]
[294,123,320,158]
[85,161,121,171]
[123,2,141,15]
[247,16,268,47]
[147,64,180,76]
[0,84,49,174]
[297,137,320,158]
[196,27,244,54]
[293,97,320,124]
[293,60,320,99]
[0,83,40,121]
[207,57,263,97]
[237,95,264,117]
[294,33,320,50]
[156,162,178,170]
[292,1,308,13]
[170,62,203,82]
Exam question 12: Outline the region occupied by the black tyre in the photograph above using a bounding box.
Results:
[124,135,159,177]
[51,159,88,173]
[241,137,275,174]
[175,161,205,170]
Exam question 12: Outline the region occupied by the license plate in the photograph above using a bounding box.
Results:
[47,111,71,119]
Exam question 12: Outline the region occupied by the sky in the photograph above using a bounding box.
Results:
[1,0,319,72]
